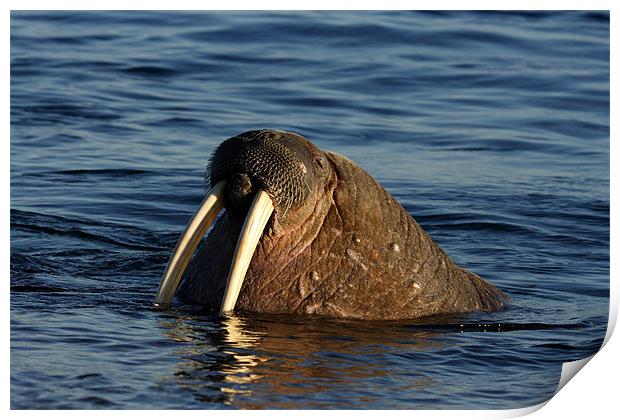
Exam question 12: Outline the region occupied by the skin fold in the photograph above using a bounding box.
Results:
[178,130,507,320]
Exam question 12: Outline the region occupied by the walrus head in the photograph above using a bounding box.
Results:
[155,129,507,320]
[207,129,331,232]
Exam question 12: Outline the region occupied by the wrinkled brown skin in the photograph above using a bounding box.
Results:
[179,131,508,320]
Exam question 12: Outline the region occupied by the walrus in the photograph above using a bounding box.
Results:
[155,129,507,320]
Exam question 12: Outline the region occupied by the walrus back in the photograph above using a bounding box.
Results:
[325,151,507,318]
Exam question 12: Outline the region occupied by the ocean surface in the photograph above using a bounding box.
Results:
[10,11,609,409]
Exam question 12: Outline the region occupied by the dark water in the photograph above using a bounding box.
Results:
[10,11,609,409]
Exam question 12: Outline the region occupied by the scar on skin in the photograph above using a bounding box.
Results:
[346,248,368,271]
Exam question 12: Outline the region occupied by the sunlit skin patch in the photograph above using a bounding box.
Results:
[156,129,507,320]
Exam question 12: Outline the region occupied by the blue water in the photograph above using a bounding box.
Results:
[10,11,609,409]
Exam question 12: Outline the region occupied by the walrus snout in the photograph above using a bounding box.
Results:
[207,129,312,215]
[224,172,256,221]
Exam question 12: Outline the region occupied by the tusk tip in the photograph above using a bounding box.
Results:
[219,189,274,314]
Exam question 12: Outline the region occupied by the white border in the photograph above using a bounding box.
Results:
[4,1,616,418]
[1,0,617,11]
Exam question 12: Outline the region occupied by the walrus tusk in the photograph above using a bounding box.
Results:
[220,189,274,313]
[154,181,226,307]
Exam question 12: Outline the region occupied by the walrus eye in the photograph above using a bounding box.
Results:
[315,156,327,171]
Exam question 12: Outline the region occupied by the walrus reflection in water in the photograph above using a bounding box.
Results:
[155,129,507,320]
